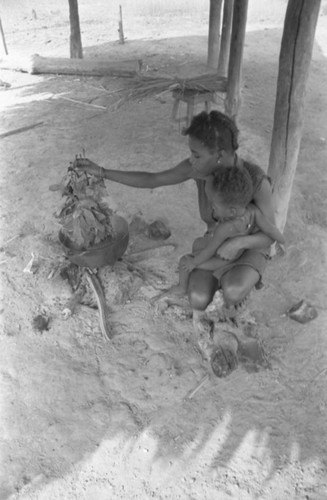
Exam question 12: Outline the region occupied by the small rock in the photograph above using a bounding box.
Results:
[32,314,50,332]
[287,300,318,324]
[147,220,171,240]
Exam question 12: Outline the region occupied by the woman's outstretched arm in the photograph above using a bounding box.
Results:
[75,157,192,188]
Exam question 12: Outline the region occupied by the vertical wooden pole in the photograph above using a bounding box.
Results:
[224,0,248,118]
[0,16,8,55]
[207,0,223,69]
[118,5,125,44]
[218,0,234,77]
[68,0,83,59]
[268,0,321,231]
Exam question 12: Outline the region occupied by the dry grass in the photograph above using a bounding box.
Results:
[123,73,226,99]
[115,73,227,106]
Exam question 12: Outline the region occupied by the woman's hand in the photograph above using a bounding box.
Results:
[74,158,102,177]
[216,237,244,261]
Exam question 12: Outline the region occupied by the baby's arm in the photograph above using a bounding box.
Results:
[253,205,285,244]
[191,222,239,267]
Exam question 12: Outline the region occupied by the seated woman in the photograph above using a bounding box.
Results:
[168,165,284,299]
[75,111,277,372]
[76,110,275,310]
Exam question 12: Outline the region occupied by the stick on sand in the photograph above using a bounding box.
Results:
[184,374,210,400]
[0,121,44,139]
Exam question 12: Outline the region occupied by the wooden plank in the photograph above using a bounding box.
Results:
[207,0,223,68]
[218,0,234,77]
[268,0,321,231]
[224,0,248,118]
[0,54,141,77]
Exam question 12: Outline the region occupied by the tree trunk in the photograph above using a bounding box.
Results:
[268,0,321,231]
[207,0,223,69]
[68,0,83,59]
[218,0,234,77]
[224,0,248,118]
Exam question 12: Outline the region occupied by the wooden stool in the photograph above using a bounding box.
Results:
[171,88,216,128]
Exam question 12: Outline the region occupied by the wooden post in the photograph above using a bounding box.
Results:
[0,16,8,55]
[68,0,83,59]
[268,0,321,231]
[118,5,125,44]
[218,0,234,77]
[224,0,248,118]
[207,0,223,69]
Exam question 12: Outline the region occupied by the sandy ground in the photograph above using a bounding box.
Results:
[0,1,327,499]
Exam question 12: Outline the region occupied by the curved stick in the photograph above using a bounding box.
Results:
[85,268,113,341]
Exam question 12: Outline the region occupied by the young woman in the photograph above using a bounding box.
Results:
[75,110,276,315]
[169,165,284,299]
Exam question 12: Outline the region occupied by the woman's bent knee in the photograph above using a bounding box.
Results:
[188,289,212,311]
[187,269,217,310]
[221,266,260,307]
[222,283,245,307]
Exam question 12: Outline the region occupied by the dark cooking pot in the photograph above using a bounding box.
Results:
[59,214,129,268]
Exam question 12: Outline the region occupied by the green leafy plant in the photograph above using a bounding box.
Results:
[52,158,115,251]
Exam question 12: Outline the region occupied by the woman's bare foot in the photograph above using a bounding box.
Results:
[151,284,186,303]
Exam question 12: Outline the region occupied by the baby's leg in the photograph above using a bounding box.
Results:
[177,256,191,293]
[196,256,231,272]
[192,234,211,253]
[163,254,194,296]
[151,255,191,302]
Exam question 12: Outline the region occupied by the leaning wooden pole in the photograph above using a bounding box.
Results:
[224,0,248,118]
[218,0,234,77]
[68,0,83,59]
[268,0,321,231]
[0,16,8,55]
[207,0,223,69]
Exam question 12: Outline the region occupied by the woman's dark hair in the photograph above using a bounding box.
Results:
[183,110,239,152]
[211,166,253,207]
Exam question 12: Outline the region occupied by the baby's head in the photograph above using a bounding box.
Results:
[206,166,254,221]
